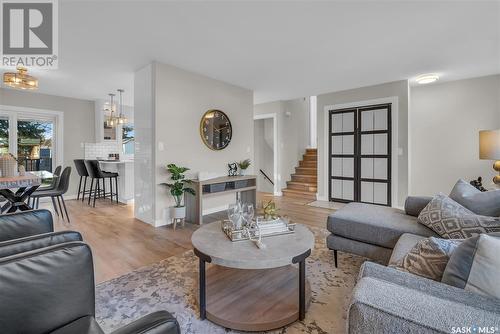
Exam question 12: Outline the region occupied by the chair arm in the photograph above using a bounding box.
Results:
[0,209,54,242]
[349,276,500,334]
[110,311,180,334]
[358,262,500,314]
[404,196,432,217]
[0,231,82,258]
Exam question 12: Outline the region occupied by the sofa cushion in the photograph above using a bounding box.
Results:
[450,179,500,217]
[327,234,393,264]
[327,202,437,249]
[349,275,500,334]
[404,196,433,217]
[417,194,500,239]
[399,237,461,281]
[388,233,425,266]
[442,232,500,299]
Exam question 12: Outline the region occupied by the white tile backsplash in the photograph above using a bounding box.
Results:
[84,142,121,159]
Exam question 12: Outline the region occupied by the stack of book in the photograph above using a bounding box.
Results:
[257,218,291,235]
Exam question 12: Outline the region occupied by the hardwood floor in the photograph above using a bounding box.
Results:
[42,193,333,284]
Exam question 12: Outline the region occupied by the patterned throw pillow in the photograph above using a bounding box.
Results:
[400,237,462,281]
[417,193,500,239]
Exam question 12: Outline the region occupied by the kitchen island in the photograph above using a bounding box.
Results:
[98,160,134,204]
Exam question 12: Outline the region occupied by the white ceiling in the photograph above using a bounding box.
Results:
[2,0,499,105]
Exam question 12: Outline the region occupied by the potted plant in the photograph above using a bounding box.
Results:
[160,164,196,220]
[237,159,251,176]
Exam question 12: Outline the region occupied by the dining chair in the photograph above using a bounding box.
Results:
[29,166,62,209]
[84,160,119,207]
[31,167,72,222]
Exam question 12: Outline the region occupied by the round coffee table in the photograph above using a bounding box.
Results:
[191,222,315,332]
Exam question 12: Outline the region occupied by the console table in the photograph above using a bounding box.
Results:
[185,175,256,225]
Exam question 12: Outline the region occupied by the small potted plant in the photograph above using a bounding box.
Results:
[237,159,251,176]
[160,164,196,221]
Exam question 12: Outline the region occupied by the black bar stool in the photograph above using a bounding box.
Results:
[73,159,89,201]
[84,160,119,207]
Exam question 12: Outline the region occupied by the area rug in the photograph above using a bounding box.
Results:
[95,227,366,334]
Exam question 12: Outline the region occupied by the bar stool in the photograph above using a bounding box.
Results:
[73,159,89,201]
[84,160,119,207]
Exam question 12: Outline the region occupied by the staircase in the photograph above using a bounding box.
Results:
[282,148,317,200]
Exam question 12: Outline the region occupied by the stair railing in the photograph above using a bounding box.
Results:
[259,169,274,185]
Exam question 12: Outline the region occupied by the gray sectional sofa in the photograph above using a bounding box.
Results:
[327,197,500,333]
[327,196,437,265]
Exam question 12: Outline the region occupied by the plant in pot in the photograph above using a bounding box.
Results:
[160,164,196,222]
[237,159,251,176]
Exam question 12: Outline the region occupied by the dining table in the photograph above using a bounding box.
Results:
[0,171,56,213]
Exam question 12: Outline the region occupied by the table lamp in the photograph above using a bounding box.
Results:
[479,129,500,184]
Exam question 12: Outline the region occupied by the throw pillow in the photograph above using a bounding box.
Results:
[400,237,461,281]
[417,193,500,239]
[442,233,500,299]
[449,179,500,217]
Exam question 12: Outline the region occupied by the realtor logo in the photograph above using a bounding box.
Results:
[1,0,58,68]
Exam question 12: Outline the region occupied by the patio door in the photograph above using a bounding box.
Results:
[17,118,55,172]
[0,107,62,173]
[329,104,392,206]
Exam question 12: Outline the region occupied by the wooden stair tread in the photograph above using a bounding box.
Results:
[287,181,317,186]
[283,148,318,199]
[281,188,316,199]
[291,174,317,180]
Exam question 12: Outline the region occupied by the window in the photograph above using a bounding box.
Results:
[17,119,54,172]
[122,124,134,155]
[0,117,9,154]
[0,106,63,172]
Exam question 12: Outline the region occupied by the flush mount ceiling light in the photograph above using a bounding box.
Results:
[3,66,38,90]
[415,73,439,84]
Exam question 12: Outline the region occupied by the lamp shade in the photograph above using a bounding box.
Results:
[479,130,500,160]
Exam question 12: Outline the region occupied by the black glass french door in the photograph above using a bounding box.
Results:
[328,104,392,206]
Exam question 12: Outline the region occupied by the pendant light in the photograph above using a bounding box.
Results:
[117,89,127,125]
[104,93,116,127]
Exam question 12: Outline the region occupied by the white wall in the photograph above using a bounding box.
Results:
[316,80,409,207]
[134,62,254,226]
[0,88,95,197]
[134,64,156,224]
[254,98,310,192]
[282,98,311,183]
[410,74,500,195]
[254,118,274,193]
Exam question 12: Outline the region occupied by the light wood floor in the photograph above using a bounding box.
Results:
[43,193,334,284]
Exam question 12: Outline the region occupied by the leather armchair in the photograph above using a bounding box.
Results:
[0,241,181,334]
[0,230,82,258]
[0,209,54,241]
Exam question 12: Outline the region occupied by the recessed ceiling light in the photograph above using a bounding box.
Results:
[415,74,439,84]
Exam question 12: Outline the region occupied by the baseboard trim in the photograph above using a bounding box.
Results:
[202,204,229,216]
